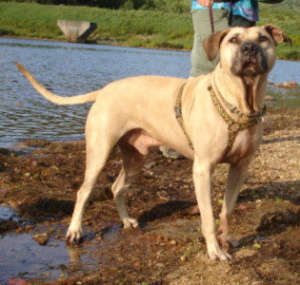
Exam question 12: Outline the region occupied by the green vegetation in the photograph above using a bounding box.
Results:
[0,2,193,49]
[259,3,300,59]
[0,1,299,59]
[0,0,192,12]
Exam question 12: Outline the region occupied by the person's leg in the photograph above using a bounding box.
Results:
[189,9,229,78]
[163,9,229,159]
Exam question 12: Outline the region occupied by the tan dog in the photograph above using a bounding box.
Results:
[16,25,290,261]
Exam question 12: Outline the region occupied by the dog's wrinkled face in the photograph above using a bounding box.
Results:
[203,25,291,78]
[223,26,275,77]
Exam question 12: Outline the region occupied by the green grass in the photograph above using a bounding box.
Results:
[0,2,299,59]
[259,4,300,59]
[0,2,194,48]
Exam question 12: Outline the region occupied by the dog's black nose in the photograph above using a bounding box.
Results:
[241,43,258,56]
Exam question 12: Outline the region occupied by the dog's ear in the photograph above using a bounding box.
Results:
[202,29,230,61]
[264,24,292,46]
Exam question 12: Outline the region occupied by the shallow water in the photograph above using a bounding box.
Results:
[0,204,15,220]
[0,38,299,148]
[0,232,70,281]
[0,208,120,283]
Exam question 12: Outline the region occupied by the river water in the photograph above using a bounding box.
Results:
[0,38,299,148]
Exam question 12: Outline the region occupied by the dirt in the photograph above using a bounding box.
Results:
[0,107,299,285]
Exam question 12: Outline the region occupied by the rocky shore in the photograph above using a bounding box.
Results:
[0,107,299,284]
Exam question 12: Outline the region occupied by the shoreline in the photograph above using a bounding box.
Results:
[0,107,299,152]
[2,35,300,62]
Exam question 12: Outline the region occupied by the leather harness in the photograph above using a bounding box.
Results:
[174,83,265,154]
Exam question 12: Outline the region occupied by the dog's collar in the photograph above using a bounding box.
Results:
[208,85,265,153]
[229,102,266,119]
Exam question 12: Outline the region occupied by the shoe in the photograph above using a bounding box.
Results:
[159,146,184,159]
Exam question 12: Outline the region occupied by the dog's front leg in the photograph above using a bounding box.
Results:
[218,159,251,249]
[193,157,231,261]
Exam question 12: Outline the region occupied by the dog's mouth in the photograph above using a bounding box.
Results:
[240,56,267,76]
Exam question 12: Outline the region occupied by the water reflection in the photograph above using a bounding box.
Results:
[0,233,70,282]
[0,220,123,283]
[0,38,299,148]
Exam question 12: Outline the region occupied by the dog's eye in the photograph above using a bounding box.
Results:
[229,37,238,43]
[259,36,268,43]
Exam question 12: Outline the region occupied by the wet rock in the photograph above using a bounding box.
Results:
[282,81,298,89]
[33,233,49,245]
[274,81,298,89]
[0,218,18,234]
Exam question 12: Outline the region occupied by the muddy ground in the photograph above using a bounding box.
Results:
[0,107,299,285]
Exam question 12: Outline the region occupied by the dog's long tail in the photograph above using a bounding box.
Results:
[15,62,99,105]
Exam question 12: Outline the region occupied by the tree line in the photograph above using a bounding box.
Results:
[5,0,165,10]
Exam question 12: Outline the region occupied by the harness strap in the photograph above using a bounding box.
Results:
[174,82,194,150]
[174,84,265,155]
[208,86,264,153]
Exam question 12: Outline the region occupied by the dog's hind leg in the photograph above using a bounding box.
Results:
[66,145,111,243]
[112,143,146,228]
[66,113,118,243]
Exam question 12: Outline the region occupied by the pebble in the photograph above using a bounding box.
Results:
[33,233,49,245]
[144,162,156,169]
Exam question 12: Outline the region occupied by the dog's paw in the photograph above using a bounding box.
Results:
[207,245,232,261]
[122,217,139,229]
[65,228,84,244]
[218,232,240,249]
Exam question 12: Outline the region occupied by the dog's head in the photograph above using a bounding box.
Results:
[203,25,291,77]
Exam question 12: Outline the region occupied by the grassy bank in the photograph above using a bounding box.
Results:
[0,2,299,59]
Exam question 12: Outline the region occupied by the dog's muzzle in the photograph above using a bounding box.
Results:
[232,42,268,76]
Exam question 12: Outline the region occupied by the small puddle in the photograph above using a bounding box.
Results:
[0,202,151,283]
[0,233,70,281]
[0,207,123,283]
[0,230,103,283]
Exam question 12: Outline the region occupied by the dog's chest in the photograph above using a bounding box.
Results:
[224,128,261,163]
